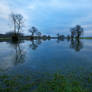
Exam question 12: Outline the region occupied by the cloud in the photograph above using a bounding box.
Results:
[0,0,29,33]
[0,0,92,36]
[0,1,10,20]
[28,0,92,11]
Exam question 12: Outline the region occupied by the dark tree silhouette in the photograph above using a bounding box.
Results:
[42,35,48,40]
[60,35,65,40]
[10,13,24,41]
[75,25,83,39]
[57,33,60,38]
[48,35,51,40]
[56,33,65,40]
[29,27,38,36]
[70,25,83,40]
[10,13,24,33]
[71,28,76,40]
[10,13,17,33]
[16,14,24,33]
[6,32,24,37]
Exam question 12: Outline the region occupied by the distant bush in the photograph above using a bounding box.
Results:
[42,35,48,40]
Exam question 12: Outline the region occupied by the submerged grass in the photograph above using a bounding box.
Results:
[0,72,92,92]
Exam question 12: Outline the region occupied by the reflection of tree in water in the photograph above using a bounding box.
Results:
[70,39,83,52]
[14,44,25,65]
[29,38,83,52]
[30,40,38,50]
[0,41,25,71]
[56,38,64,44]
[56,39,61,44]
[30,39,42,50]
[36,39,42,45]
[9,41,25,65]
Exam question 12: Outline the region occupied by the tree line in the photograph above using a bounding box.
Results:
[0,13,84,42]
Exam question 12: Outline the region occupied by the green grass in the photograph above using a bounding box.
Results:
[0,72,92,92]
[32,73,89,92]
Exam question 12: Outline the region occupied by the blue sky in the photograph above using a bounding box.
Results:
[0,0,92,36]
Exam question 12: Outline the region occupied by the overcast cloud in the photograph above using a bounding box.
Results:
[0,0,92,36]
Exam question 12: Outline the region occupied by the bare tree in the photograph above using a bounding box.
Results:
[29,26,38,36]
[10,13,24,34]
[10,13,17,33]
[16,14,24,33]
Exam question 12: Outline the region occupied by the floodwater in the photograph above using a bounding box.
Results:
[0,39,92,77]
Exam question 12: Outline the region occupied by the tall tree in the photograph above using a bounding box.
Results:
[75,25,83,39]
[16,14,24,33]
[70,25,83,39]
[10,13,24,34]
[10,13,17,33]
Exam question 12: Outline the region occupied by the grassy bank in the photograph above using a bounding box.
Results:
[0,72,92,92]
[1,36,92,41]
[80,37,92,39]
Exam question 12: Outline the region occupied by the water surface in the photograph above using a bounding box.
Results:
[0,39,92,77]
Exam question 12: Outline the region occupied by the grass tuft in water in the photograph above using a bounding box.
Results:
[0,73,91,92]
